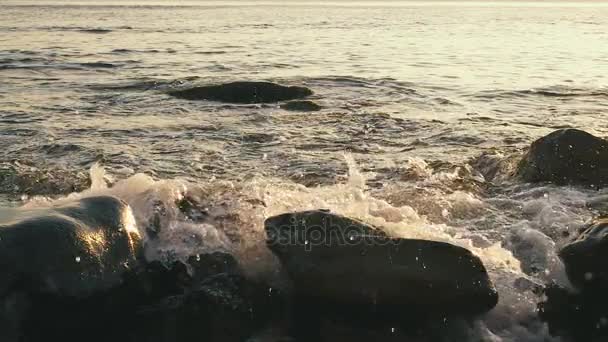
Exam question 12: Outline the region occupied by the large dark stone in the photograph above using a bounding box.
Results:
[539,283,608,341]
[135,273,284,342]
[559,217,608,291]
[0,196,283,342]
[264,210,498,318]
[169,81,313,104]
[7,250,275,342]
[0,196,144,342]
[0,195,142,298]
[539,218,608,341]
[517,129,608,188]
[16,261,184,342]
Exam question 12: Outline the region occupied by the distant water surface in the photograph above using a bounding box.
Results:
[1,1,607,180]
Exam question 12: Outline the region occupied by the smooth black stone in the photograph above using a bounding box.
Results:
[169,81,313,104]
[265,210,498,319]
[0,196,142,299]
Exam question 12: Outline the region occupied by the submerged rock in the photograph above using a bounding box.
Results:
[265,210,498,318]
[517,128,608,188]
[169,81,313,104]
[281,100,322,112]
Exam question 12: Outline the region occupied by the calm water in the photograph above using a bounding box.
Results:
[2,1,608,341]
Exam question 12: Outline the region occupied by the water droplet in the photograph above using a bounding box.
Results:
[391,328,395,333]
[196,254,201,261]
[75,256,81,263]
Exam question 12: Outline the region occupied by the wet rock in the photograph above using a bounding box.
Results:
[0,195,142,298]
[0,161,90,196]
[539,283,608,341]
[6,248,277,342]
[517,128,608,188]
[0,195,281,342]
[281,100,322,112]
[559,217,608,291]
[169,81,313,104]
[264,210,498,319]
[17,261,186,342]
[186,251,241,284]
[539,217,608,341]
[0,196,144,341]
[135,273,283,342]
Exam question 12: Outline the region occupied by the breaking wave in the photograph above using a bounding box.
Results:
[5,153,605,341]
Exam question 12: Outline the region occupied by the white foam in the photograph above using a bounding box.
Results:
[14,154,605,341]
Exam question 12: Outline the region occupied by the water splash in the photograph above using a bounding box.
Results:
[10,154,605,341]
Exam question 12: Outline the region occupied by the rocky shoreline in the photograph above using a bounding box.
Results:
[2,77,608,342]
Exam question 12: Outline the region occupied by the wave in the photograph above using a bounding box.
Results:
[3,153,604,341]
[0,60,130,71]
[473,85,608,100]
[78,28,113,34]
[77,62,120,68]
[89,76,202,91]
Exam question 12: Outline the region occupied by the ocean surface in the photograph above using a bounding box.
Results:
[1,1,608,341]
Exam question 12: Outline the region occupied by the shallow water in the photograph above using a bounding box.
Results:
[2,1,608,341]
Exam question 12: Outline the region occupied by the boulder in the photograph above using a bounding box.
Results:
[539,283,608,341]
[134,273,283,342]
[169,81,313,104]
[0,196,144,342]
[10,250,275,342]
[517,129,608,187]
[281,100,321,112]
[264,210,498,317]
[16,262,182,342]
[539,217,608,341]
[559,217,608,291]
[0,196,282,342]
[0,195,142,298]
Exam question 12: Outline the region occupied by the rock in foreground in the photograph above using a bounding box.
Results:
[169,81,313,103]
[0,197,281,342]
[135,273,283,342]
[265,210,498,318]
[517,128,608,188]
[0,196,141,298]
[539,217,608,341]
[0,196,143,342]
[560,217,608,290]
